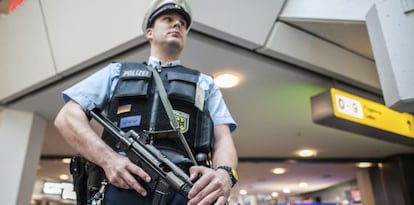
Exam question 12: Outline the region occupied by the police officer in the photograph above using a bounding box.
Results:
[54,0,238,205]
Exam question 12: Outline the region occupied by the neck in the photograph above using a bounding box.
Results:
[150,45,182,64]
[151,55,179,64]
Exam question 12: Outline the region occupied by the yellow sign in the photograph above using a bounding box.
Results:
[330,88,414,138]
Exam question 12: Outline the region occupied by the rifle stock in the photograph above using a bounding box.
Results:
[88,108,193,200]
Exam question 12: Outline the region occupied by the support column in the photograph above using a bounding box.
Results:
[369,154,414,205]
[0,108,46,205]
[356,169,375,205]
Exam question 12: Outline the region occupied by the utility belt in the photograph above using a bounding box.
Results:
[70,155,106,205]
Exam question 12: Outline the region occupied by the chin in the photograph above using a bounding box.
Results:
[167,40,184,50]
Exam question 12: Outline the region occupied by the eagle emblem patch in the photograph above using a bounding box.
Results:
[173,110,190,133]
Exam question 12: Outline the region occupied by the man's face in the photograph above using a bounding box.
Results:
[146,12,188,51]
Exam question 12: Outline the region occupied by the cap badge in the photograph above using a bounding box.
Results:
[174,0,183,8]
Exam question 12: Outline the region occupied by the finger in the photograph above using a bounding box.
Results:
[214,196,228,205]
[189,166,203,181]
[207,189,228,205]
[121,171,148,196]
[109,177,130,190]
[123,163,151,196]
[189,188,222,205]
[189,178,223,204]
[127,163,151,183]
[131,184,148,197]
[188,171,214,198]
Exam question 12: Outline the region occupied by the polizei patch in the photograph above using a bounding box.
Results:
[121,69,152,78]
[173,110,190,133]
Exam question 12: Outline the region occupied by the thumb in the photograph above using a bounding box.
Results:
[189,166,203,181]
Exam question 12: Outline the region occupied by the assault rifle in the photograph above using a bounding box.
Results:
[88,108,193,205]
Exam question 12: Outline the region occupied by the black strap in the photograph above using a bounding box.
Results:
[146,65,198,166]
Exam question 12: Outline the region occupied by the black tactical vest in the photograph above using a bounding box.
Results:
[102,62,213,166]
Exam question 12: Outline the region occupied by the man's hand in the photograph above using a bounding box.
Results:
[187,166,232,205]
[101,153,151,196]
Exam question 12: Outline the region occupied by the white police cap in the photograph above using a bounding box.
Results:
[142,0,192,32]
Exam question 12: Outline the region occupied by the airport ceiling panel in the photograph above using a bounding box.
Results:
[40,0,150,74]
[257,22,381,94]
[189,0,285,49]
[0,0,57,103]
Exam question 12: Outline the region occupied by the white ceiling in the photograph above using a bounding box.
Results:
[284,20,374,60]
[9,19,414,202]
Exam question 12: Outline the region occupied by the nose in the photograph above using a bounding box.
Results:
[172,19,183,29]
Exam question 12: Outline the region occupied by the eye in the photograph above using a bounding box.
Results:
[179,19,187,27]
[162,15,173,22]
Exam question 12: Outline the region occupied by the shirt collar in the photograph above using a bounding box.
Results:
[148,56,181,69]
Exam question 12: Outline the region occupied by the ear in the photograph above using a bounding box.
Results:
[145,28,153,40]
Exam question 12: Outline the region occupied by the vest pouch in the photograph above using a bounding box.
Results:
[167,71,198,103]
[150,130,194,172]
[114,74,152,98]
[158,145,193,173]
[195,108,214,154]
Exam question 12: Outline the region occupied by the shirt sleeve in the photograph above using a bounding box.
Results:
[62,63,121,111]
[200,73,237,132]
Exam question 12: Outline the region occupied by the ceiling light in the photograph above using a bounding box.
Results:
[271,192,279,197]
[296,149,317,157]
[239,189,248,195]
[43,182,62,195]
[357,162,374,168]
[282,188,291,193]
[214,73,240,88]
[272,168,286,175]
[61,158,71,164]
[59,174,69,180]
[298,182,308,188]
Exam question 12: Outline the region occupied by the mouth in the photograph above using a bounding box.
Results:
[168,31,182,38]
